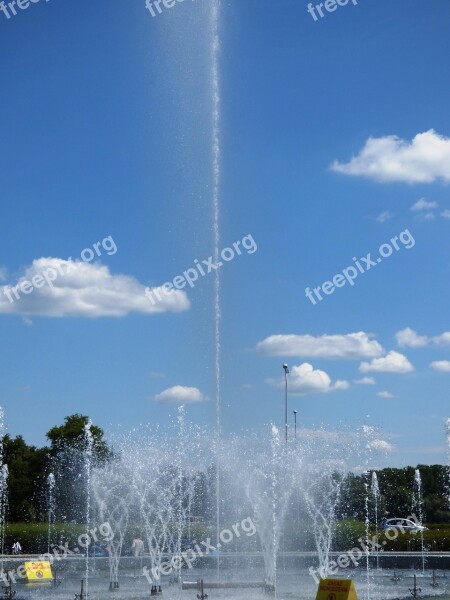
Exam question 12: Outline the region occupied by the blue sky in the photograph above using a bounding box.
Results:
[0,0,449,467]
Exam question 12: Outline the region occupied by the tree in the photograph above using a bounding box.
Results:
[46,415,111,523]
[46,414,110,461]
[2,435,48,522]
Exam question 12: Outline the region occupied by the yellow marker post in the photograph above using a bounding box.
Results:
[315,578,359,600]
[24,561,53,585]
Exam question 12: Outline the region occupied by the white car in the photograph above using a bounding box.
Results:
[382,518,427,533]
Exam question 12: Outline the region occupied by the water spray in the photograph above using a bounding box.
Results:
[412,469,426,573]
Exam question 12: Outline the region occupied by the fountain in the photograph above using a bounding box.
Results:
[0,409,7,566]
[446,419,450,508]
[47,473,56,555]
[84,421,94,596]
[131,426,197,587]
[0,400,447,599]
[234,426,292,591]
[363,473,372,600]
[303,456,343,582]
[413,469,426,573]
[210,0,222,582]
[362,425,379,600]
[92,458,132,591]
[1,0,450,593]
[371,472,380,571]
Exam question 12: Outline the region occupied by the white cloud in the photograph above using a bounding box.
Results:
[395,328,450,348]
[0,268,7,283]
[331,130,450,183]
[411,198,438,212]
[375,211,393,223]
[395,327,428,348]
[281,363,349,395]
[368,439,394,453]
[154,386,208,405]
[256,332,383,360]
[334,379,350,390]
[430,361,450,373]
[0,258,189,318]
[359,351,414,374]
[354,377,375,385]
[441,209,450,219]
[434,332,450,345]
[377,391,396,399]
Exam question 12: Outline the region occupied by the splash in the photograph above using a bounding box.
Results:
[0,408,7,566]
[412,469,425,573]
[47,473,56,555]
[371,472,380,571]
[93,458,132,590]
[84,421,94,595]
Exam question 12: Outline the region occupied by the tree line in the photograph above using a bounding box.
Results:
[338,466,450,524]
[2,414,450,525]
[2,414,109,522]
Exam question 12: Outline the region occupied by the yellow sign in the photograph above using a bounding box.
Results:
[315,579,359,600]
[24,561,53,583]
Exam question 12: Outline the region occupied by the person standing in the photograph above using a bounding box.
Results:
[12,540,21,555]
[131,536,144,557]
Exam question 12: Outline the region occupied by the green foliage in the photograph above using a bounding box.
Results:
[334,519,367,550]
[379,527,450,552]
[46,414,110,461]
[4,523,85,554]
[2,435,49,523]
[338,465,450,525]
[1,414,111,525]
[337,474,367,521]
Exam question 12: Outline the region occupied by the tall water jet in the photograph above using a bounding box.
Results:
[226,426,296,590]
[47,472,56,555]
[0,466,8,566]
[84,421,94,595]
[361,426,377,600]
[210,0,222,579]
[133,450,173,581]
[246,426,289,590]
[371,472,380,571]
[412,469,425,573]
[93,457,132,591]
[362,474,372,600]
[0,409,7,566]
[128,426,198,586]
[304,465,342,581]
[446,419,450,508]
[172,406,195,587]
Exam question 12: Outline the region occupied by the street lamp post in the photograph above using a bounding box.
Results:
[283,364,289,444]
[293,410,297,438]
